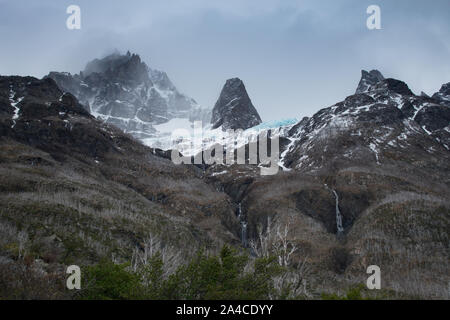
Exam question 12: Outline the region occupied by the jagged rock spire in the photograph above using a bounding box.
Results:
[355,69,385,94]
[211,78,262,130]
[432,82,450,104]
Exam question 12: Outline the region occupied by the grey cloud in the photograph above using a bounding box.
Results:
[0,0,448,120]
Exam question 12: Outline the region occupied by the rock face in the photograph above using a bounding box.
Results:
[0,75,240,298]
[211,78,262,130]
[1,68,449,299]
[204,69,450,298]
[282,70,450,170]
[432,82,450,104]
[355,69,385,94]
[46,52,210,139]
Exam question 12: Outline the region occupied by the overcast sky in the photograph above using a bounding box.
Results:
[0,0,449,121]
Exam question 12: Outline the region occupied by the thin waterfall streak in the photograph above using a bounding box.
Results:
[237,203,248,247]
[332,189,344,234]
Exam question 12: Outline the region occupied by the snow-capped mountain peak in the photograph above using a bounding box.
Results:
[46,51,210,140]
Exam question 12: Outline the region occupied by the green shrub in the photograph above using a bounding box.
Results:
[321,284,369,300]
[163,245,282,299]
[80,260,142,300]
[79,245,283,300]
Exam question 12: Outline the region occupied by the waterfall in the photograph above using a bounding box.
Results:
[241,221,248,248]
[237,203,248,247]
[332,189,344,235]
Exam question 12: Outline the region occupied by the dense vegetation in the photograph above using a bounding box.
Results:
[79,246,283,300]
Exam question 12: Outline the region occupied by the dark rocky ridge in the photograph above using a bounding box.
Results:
[211,78,262,130]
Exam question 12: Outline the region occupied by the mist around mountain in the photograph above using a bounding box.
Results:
[0,57,449,300]
[46,51,211,141]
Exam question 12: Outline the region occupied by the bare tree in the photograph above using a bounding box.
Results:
[249,215,312,298]
[273,222,298,267]
[272,256,311,299]
[250,216,272,259]
[131,233,182,276]
[17,230,28,259]
[250,215,297,267]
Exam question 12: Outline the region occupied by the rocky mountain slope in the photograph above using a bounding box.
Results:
[0,68,448,299]
[203,70,450,298]
[211,78,262,130]
[0,75,239,298]
[46,51,211,140]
